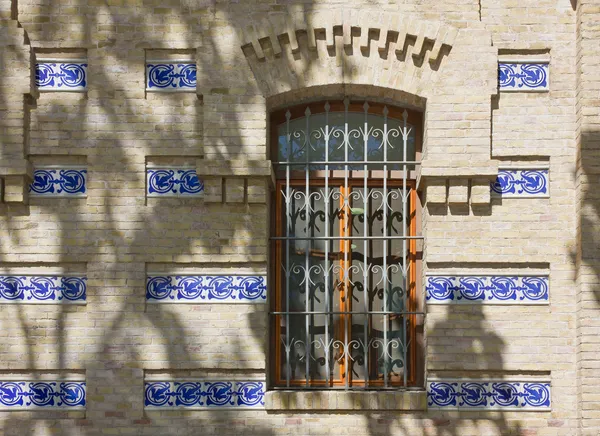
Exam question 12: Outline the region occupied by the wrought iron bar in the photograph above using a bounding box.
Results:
[271,236,423,240]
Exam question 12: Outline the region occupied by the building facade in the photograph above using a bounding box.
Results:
[0,0,599,434]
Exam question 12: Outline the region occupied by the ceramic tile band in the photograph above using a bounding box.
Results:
[144,381,265,409]
[35,61,87,91]
[0,275,86,304]
[427,380,551,411]
[498,63,549,92]
[426,275,548,304]
[146,62,197,91]
[29,167,87,197]
[146,275,267,303]
[146,168,203,197]
[0,381,86,410]
[491,169,549,198]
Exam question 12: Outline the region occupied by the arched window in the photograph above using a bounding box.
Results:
[270,99,423,389]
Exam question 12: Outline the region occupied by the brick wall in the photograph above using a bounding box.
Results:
[0,0,593,434]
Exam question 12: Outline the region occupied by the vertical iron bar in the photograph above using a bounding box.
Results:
[362,102,369,389]
[382,106,389,388]
[304,106,311,388]
[402,110,409,387]
[285,110,291,388]
[343,97,350,390]
[324,102,330,387]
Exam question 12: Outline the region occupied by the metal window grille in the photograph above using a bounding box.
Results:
[271,99,423,390]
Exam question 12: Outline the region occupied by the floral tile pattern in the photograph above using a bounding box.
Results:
[426,275,548,304]
[146,275,267,303]
[146,62,197,91]
[146,168,203,197]
[0,381,86,410]
[0,276,86,304]
[144,381,265,409]
[427,380,551,411]
[498,63,549,91]
[491,169,549,198]
[29,168,87,197]
[35,62,87,91]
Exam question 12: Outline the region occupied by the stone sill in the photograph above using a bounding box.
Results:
[265,390,427,411]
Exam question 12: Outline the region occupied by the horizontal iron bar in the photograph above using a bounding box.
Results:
[271,236,423,240]
[274,161,421,165]
[271,311,425,315]
[269,386,418,391]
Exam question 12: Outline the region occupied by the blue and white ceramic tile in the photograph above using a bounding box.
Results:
[0,276,86,304]
[427,380,551,411]
[491,169,549,198]
[426,275,548,304]
[146,275,267,303]
[498,63,549,91]
[35,61,88,91]
[29,167,87,197]
[0,381,86,410]
[144,381,265,409]
[146,62,197,91]
[146,168,203,197]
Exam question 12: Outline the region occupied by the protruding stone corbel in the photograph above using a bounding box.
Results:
[0,159,33,204]
[198,159,273,204]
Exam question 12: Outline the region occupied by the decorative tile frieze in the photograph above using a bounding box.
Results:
[426,275,548,304]
[0,381,86,410]
[35,61,88,91]
[491,169,549,198]
[29,167,87,197]
[144,381,265,409]
[146,275,267,303]
[0,275,86,304]
[146,168,203,197]
[146,62,197,91]
[498,63,549,91]
[427,380,551,411]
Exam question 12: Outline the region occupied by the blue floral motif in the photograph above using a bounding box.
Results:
[36,62,87,90]
[428,381,551,410]
[147,168,203,197]
[491,169,548,198]
[498,63,549,91]
[0,276,86,303]
[147,63,197,90]
[426,275,549,304]
[0,381,85,409]
[144,381,265,409]
[146,275,267,303]
[29,169,87,197]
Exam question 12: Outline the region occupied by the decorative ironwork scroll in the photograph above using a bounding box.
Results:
[146,168,203,197]
[0,381,86,410]
[146,62,197,91]
[0,276,86,304]
[427,380,551,410]
[29,168,87,197]
[498,63,549,91]
[144,381,265,409]
[36,61,87,91]
[146,275,267,303]
[426,275,548,304]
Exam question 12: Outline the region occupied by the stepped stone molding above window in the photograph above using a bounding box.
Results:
[35,59,87,91]
[146,167,203,197]
[426,275,549,305]
[144,380,265,409]
[146,274,267,303]
[427,379,551,411]
[491,168,549,198]
[0,275,86,304]
[145,61,197,92]
[0,379,86,410]
[29,166,87,197]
